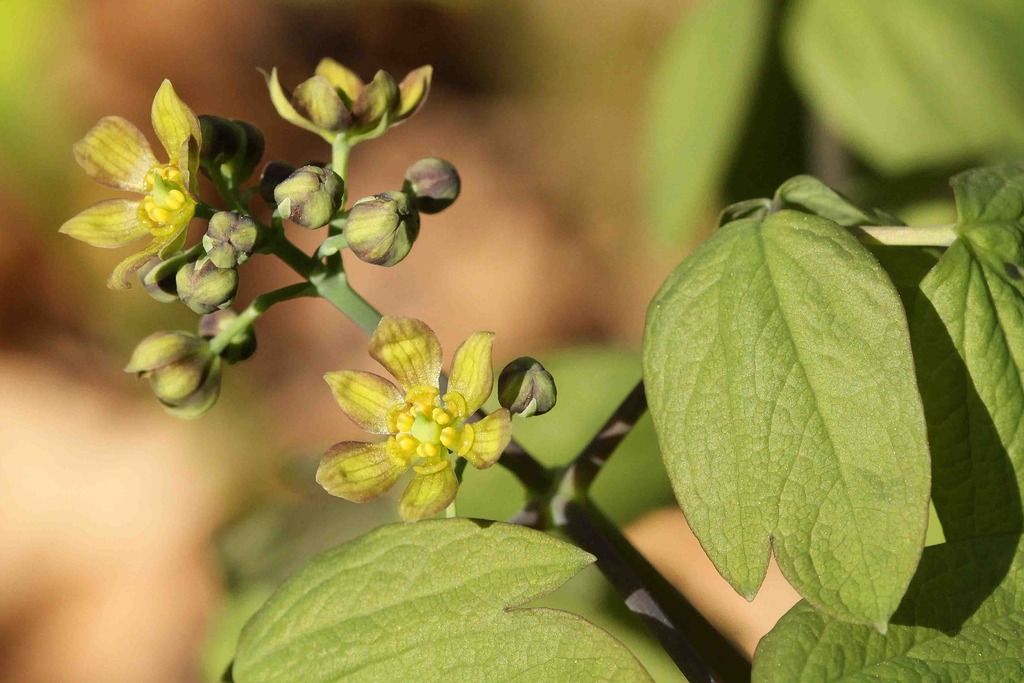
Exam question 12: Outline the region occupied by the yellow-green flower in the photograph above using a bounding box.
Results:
[60,80,202,289]
[318,317,512,522]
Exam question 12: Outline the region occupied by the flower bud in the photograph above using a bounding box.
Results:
[199,116,265,183]
[344,191,420,266]
[393,65,432,122]
[124,331,202,373]
[259,160,296,204]
[203,211,258,268]
[404,157,460,214]
[138,257,179,303]
[125,331,221,419]
[198,309,257,363]
[351,70,398,132]
[293,75,350,133]
[274,165,344,229]
[176,258,238,314]
[498,357,557,417]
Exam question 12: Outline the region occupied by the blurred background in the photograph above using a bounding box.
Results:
[2,0,1022,680]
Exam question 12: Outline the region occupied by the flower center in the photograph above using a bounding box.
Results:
[140,165,192,237]
[390,386,475,462]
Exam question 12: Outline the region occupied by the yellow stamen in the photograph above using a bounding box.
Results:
[432,408,451,426]
[443,391,468,418]
[417,442,439,459]
[165,189,186,210]
[399,436,418,452]
[146,204,170,223]
[396,412,415,433]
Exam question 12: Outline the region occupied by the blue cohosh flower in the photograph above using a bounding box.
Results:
[318,317,512,521]
[60,81,202,289]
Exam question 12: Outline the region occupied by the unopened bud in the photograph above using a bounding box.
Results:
[203,211,258,268]
[344,191,420,266]
[124,331,202,373]
[293,75,350,132]
[259,160,296,204]
[199,116,265,183]
[176,258,238,314]
[351,70,398,132]
[125,331,221,419]
[138,257,179,303]
[198,309,257,363]
[274,165,344,229]
[498,357,557,417]
[404,157,460,214]
[393,65,432,122]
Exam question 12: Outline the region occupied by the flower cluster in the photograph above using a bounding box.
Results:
[318,317,512,521]
[59,59,554,518]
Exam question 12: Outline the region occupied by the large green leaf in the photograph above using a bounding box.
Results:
[233,519,651,682]
[753,534,1024,682]
[752,165,1024,681]
[646,0,769,241]
[643,209,931,627]
[785,0,1024,174]
[912,165,1024,542]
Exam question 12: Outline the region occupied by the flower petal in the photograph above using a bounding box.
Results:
[369,317,443,391]
[151,80,201,168]
[324,370,403,434]
[59,199,148,248]
[399,463,457,521]
[107,239,165,290]
[262,68,335,142]
[447,331,495,414]
[463,409,512,469]
[317,440,406,503]
[394,65,432,122]
[315,58,364,103]
[73,116,156,191]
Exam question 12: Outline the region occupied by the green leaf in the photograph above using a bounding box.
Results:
[911,165,1024,542]
[785,0,1024,174]
[752,533,1024,682]
[646,0,770,241]
[773,175,902,227]
[718,174,902,228]
[751,164,1024,681]
[643,209,931,627]
[233,519,651,682]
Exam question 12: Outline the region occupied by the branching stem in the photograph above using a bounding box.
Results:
[208,282,316,355]
[853,223,957,247]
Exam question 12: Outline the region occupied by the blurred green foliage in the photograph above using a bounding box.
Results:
[647,0,1024,243]
[646,0,769,243]
[0,0,72,192]
[786,0,1024,174]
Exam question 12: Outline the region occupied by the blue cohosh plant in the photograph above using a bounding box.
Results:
[60,59,1024,683]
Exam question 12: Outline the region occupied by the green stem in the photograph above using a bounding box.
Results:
[331,138,351,193]
[309,270,382,335]
[208,170,248,214]
[853,223,957,247]
[269,232,318,278]
[209,282,316,356]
